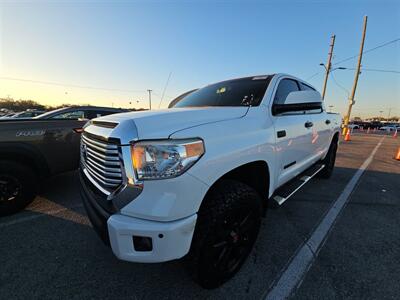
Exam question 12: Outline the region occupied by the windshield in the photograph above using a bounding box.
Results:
[173,76,272,108]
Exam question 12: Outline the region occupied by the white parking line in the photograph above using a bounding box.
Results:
[264,136,385,300]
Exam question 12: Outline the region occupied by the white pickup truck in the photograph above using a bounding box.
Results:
[79,74,341,288]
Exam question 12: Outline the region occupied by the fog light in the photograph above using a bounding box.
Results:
[132,236,153,252]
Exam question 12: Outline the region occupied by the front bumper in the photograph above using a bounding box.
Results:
[108,213,197,263]
[80,170,197,263]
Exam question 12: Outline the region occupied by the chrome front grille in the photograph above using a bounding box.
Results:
[81,133,123,194]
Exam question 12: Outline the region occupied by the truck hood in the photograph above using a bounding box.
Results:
[89,107,248,143]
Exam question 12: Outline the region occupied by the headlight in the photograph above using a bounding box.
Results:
[131,139,204,180]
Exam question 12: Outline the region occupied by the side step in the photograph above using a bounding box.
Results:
[272,164,325,206]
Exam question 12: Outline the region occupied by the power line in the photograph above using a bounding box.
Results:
[306,38,399,81]
[333,37,400,66]
[158,72,172,109]
[330,71,350,95]
[342,67,400,74]
[306,72,321,80]
[0,76,147,93]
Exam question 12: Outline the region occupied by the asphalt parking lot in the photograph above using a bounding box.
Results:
[1,133,399,299]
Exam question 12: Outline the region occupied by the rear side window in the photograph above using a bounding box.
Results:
[299,82,315,91]
[273,79,299,104]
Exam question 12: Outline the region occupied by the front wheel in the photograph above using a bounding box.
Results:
[186,179,262,289]
[0,161,38,217]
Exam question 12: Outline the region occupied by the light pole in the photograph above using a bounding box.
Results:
[147,89,152,110]
[320,35,336,100]
[342,15,368,136]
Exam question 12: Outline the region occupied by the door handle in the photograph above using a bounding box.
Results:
[304,121,314,128]
[325,119,331,125]
[277,130,286,138]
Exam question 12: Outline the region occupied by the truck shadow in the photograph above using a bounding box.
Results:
[1,165,399,299]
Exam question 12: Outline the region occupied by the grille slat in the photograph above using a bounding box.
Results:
[85,141,119,155]
[82,134,118,150]
[86,156,122,174]
[86,159,122,178]
[81,133,123,194]
[86,167,120,187]
[86,148,120,163]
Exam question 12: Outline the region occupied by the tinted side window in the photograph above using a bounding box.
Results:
[86,111,101,119]
[299,82,315,91]
[99,110,117,117]
[85,110,117,119]
[273,79,300,104]
[51,110,85,119]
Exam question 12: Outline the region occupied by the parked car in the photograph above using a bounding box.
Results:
[0,110,45,119]
[0,106,128,216]
[0,112,16,119]
[348,123,360,130]
[0,109,15,117]
[365,121,383,129]
[79,74,341,288]
[11,109,46,118]
[34,106,129,120]
[379,125,399,132]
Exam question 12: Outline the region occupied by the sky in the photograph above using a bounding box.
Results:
[0,0,399,118]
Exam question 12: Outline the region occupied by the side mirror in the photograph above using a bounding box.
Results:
[285,90,322,104]
[272,90,323,115]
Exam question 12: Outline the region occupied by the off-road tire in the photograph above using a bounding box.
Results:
[317,139,338,179]
[186,179,262,289]
[0,161,37,217]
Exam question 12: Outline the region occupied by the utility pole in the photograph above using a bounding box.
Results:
[342,16,368,135]
[387,107,392,121]
[147,89,152,110]
[321,34,336,100]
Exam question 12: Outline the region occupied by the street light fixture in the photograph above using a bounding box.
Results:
[319,64,346,100]
[319,63,346,72]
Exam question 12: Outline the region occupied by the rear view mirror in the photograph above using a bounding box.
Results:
[272,90,323,115]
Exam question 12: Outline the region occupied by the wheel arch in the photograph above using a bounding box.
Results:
[200,160,270,212]
[0,142,50,179]
[332,131,339,143]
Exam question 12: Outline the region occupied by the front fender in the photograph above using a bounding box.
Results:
[171,109,277,198]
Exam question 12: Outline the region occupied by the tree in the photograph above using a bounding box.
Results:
[0,98,46,111]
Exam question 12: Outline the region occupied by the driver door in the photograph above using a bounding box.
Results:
[272,78,314,187]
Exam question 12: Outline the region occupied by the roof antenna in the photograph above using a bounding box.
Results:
[158,72,172,109]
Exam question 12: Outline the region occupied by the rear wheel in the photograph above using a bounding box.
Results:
[317,139,338,179]
[186,179,262,289]
[0,161,38,217]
